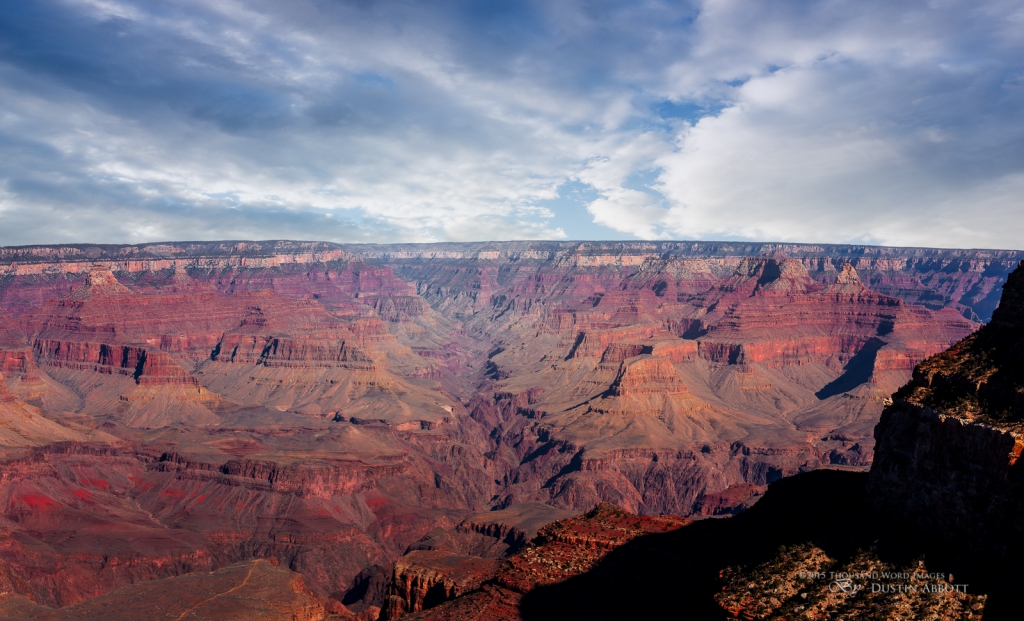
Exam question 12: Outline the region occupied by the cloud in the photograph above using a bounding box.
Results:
[649,0,1024,249]
[0,0,1021,248]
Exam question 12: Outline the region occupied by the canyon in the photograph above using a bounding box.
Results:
[0,240,1019,619]
[407,256,1024,621]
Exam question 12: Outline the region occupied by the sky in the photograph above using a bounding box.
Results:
[0,0,1023,249]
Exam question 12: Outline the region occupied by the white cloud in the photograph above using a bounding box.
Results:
[638,0,1024,248]
[0,0,1022,248]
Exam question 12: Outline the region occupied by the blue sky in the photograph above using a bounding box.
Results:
[0,0,1022,248]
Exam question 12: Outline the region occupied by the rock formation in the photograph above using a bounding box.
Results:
[374,258,1024,620]
[382,551,499,619]
[0,240,1017,618]
[404,468,996,620]
[400,503,689,620]
[869,259,1024,565]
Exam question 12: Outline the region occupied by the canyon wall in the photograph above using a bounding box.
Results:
[0,240,1018,616]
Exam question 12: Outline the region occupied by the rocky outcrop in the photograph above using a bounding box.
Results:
[455,503,575,553]
[33,340,199,385]
[609,355,687,396]
[382,551,499,619]
[868,260,1024,562]
[715,544,984,620]
[397,504,689,620]
[155,453,407,498]
[567,325,661,359]
[691,482,765,516]
[869,404,1024,559]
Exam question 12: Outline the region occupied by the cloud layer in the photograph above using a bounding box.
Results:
[0,0,1022,248]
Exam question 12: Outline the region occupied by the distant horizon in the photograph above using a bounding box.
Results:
[2,238,1024,254]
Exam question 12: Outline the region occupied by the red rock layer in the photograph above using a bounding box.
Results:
[33,340,198,386]
[382,551,499,619]
[0,437,497,609]
[609,355,687,396]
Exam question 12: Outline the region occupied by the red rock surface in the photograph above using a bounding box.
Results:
[0,240,1013,617]
[0,558,326,620]
[436,253,976,518]
[382,551,499,619]
[402,503,689,620]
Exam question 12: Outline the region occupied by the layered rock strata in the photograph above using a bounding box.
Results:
[376,502,575,618]
[382,551,499,619]
[456,257,975,516]
[0,240,1015,617]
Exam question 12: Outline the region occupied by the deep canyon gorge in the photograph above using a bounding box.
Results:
[0,240,1020,620]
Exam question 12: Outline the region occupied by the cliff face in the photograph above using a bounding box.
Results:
[696,263,1024,620]
[868,261,1024,560]
[382,551,499,619]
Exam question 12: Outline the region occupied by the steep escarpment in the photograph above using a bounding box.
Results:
[382,551,499,619]
[869,260,1024,564]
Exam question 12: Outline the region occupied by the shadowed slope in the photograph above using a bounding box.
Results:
[408,470,998,620]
